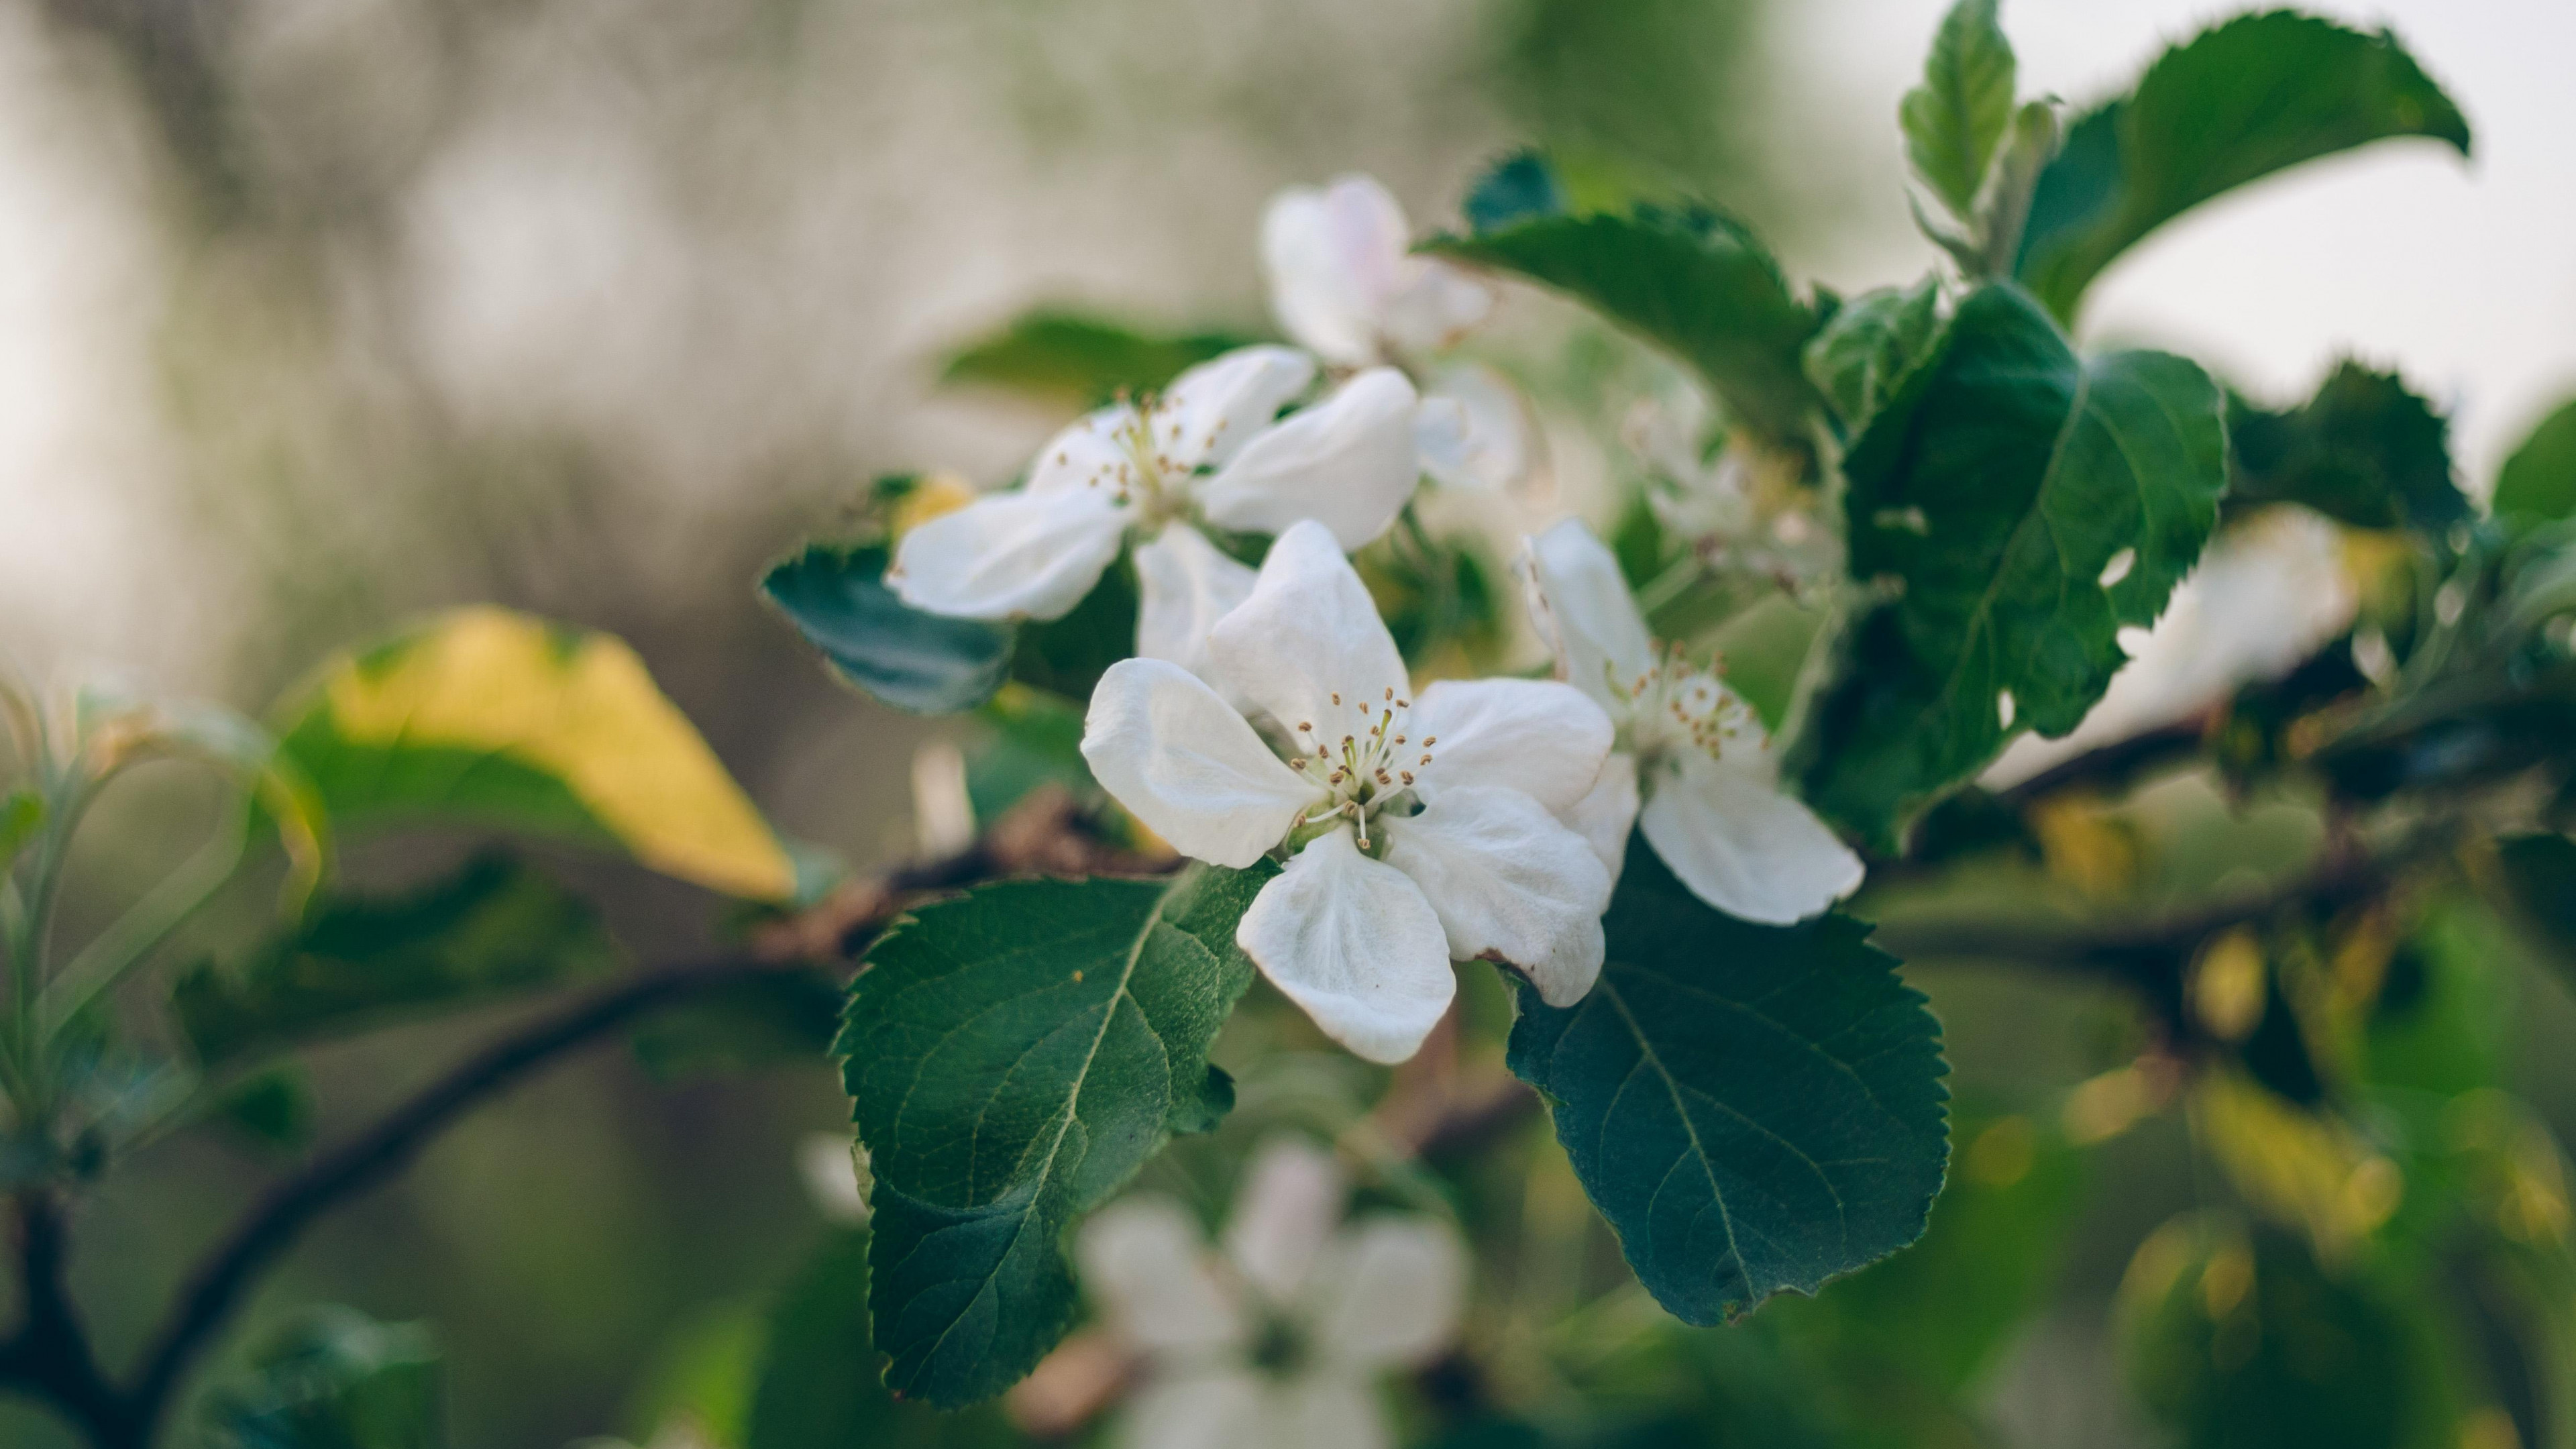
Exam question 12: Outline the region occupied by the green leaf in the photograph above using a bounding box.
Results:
[1006,561,1140,704]
[2494,397,2576,522]
[274,606,796,900]
[1899,0,2017,219]
[173,854,619,1069]
[1506,841,1950,1326]
[631,969,841,1082]
[201,1307,443,1449]
[213,1066,316,1153]
[2497,833,2576,983]
[0,788,42,873]
[939,311,1254,409]
[1425,204,1824,442]
[2229,362,2463,532]
[761,543,1014,716]
[1802,275,1943,436]
[1798,284,2226,850]
[1462,150,1570,234]
[2014,13,2471,322]
[839,865,1273,1405]
[963,684,1091,826]
[745,1229,1014,1449]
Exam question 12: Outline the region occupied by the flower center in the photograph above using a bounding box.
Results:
[1281,687,1434,851]
[1611,641,1760,765]
[1060,399,1213,531]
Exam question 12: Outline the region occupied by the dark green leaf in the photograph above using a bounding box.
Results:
[2229,363,2463,532]
[1462,150,1570,233]
[963,685,1091,826]
[839,865,1273,1406]
[939,311,1254,409]
[1801,275,1943,436]
[1798,284,2226,850]
[1006,561,1139,704]
[2494,397,2576,522]
[631,969,841,1082]
[213,1067,316,1153]
[201,1307,443,1449]
[2015,13,2471,322]
[762,543,1014,716]
[745,1230,1015,1449]
[1424,206,1824,442]
[2498,833,2576,983]
[1899,0,2017,219]
[173,855,619,1068]
[1507,841,1949,1325]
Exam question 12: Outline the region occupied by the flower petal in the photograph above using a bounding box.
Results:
[1307,1217,1468,1369]
[1208,519,1408,737]
[1414,364,1529,492]
[1236,826,1454,1065]
[1156,345,1318,472]
[1380,786,1609,1008]
[1261,176,1407,367]
[1126,1371,1269,1449]
[1378,257,1494,358]
[889,486,1128,621]
[1081,658,1321,869]
[1638,752,1865,924]
[1134,523,1258,687]
[1026,407,1140,494]
[1405,678,1613,814]
[1262,1375,1391,1449]
[1560,751,1641,884]
[1197,368,1421,551]
[1076,1197,1246,1355]
[1520,518,1656,710]
[1220,1136,1346,1305]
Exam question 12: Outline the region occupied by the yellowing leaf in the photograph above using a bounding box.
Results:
[278,607,794,900]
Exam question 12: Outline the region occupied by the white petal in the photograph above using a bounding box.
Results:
[1378,258,1495,358]
[1405,678,1613,814]
[1236,826,1454,1065]
[1076,1197,1246,1354]
[888,486,1128,621]
[1414,365,1529,492]
[1638,753,1864,924]
[1263,1375,1392,1449]
[1026,407,1140,494]
[1307,1218,1468,1369]
[1134,523,1258,687]
[1261,177,1407,367]
[1081,659,1321,869]
[1221,1137,1346,1305]
[1125,1371,1268,1449]
[1197,368,1421,551]
[1521,518,1656,710]
[1208,520,1409,737]
[1560,752,1641,884]
[1380,786,1609,1008]
[1156,345,1318,471]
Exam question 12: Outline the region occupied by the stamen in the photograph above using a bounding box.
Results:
[1421,736,1436,746]
[1331,692,1342,706]
[1289,758,1307,771]
[1375,769,1392,786]
[1384,688,1394,701]
[1297,721,1313,733]
[1399,770,1413,785]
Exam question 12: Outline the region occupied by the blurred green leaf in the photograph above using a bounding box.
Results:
[274,606,796,900]
[1798,284,2226,850]
[1462,150,1570,233]
[939,311,1253,409]
[1006,561,1139,704]
[1802,275,1942,437]
[1507,840,1949,1326]
[2015,13,2471,323]
[2496,833,2576,986]
[1494,0,1762,192]
[201,1307,443,1449]
[0,787,42,873]
[745,1229,1014,1449]
[963,684,1091,826]
[1426,198,1823,443]
[761,543,1014,716]
[631,969,841,1082]
[2494,397,2576,523]
[2229,363,2463,532]
[173,854,618,1069]
[1899,0,2016,220]
[213,1065,316,1153]
[839,865,1272,1406]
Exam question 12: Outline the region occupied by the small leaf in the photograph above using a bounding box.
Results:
[2494,396,2576,522]
[761,543,1014,716]
[2015,13,2471,322]
[1424,204,1824,443]
[1797,284,2226,850]
[1899,0,2017,220]
[173,854,619,1069]
[213,1066,316,1153]
[1802,275,1943,436]
[275,606,795,900]
[201,1307,443,1449]
[939,311,1254,409]
[1507,842,1949,1325]
[839,865,1273,1406]
[1462,149,1570,233]
[2229,362,2463,533]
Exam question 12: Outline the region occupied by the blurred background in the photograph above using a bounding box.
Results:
[4,0,2573,1443]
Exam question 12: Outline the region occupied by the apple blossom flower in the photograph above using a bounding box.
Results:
[1262,173,1532,494]
[1081,520,1615,1062]
[890,344,1419,683]
[1077,1137,1465,1449]
[1623,372,1838,594]
[1520,518,1864,923]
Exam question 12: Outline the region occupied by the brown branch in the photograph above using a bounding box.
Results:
[0,1193,139,1444]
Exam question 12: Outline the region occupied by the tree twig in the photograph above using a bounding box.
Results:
[0,1192,138,1443]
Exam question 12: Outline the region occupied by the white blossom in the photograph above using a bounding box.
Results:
[1077,1138,1466,1449]
[890,345,1419,684]
[1520,518,1864,924]
[1082,521,1615,1062]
